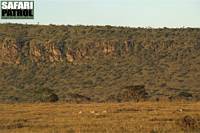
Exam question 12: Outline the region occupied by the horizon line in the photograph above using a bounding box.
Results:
[1,22,200,29]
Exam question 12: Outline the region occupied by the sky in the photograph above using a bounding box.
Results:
[0,0,200,27]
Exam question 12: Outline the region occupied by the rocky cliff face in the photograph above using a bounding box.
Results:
[1,37,200,68]
[0,39,142,64]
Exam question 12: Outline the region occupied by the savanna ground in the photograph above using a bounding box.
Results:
[0,102,200,133]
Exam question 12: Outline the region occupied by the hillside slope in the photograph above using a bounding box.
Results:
[0,24,200,102]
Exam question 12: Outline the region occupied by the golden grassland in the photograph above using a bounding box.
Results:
[0,102,200,133]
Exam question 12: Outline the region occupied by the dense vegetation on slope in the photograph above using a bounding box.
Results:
[0,23,200,102]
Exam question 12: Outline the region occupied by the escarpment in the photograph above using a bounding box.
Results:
[1,38,199,65]
[0,24,200,102]
[0,39,145,64]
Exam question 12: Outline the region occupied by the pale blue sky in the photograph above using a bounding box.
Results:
[1,0,200,27]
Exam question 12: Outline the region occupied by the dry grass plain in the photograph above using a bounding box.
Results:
[0,102,200,133]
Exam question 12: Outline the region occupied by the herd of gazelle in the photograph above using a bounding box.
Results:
[78,110,108,115]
